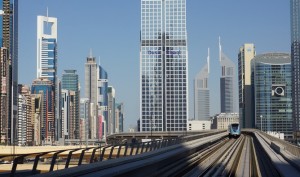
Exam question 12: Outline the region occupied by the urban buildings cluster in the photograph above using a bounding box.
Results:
[138,0,300,145]
[0,0,299,146]
[0,0,124,146]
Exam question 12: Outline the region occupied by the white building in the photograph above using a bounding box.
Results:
[187,120,211,131]
[211,113,239,130]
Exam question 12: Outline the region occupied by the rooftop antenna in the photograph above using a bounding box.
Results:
[219,36,222,62]
[98,56,101,66]
[207,48,210,74]
[89,48,93,58]
[46,7,49,23]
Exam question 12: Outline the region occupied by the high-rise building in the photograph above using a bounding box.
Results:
[17,84,30,146]
[62,70,80,139]
[291,0,300,144]
[194,48,210,121]
[80,98,90,140]
[98,65,108,138]
[219,38,235,113]
[115,103,124,133]
[238,44,255,128]
[252,53,293,141]
[0,0,18,145]
[140,0,188,132]
[84,53,98,139]
[107,86,115,135]
[30,93,42,146]
[31,78,55,144]
[37,14,58,143]
[61,89,76,139]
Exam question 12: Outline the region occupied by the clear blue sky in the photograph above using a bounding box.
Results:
[19,0,290,131]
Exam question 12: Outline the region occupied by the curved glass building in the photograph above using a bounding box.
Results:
[252,53,292,141]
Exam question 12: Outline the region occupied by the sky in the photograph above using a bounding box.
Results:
[19,0,290,131]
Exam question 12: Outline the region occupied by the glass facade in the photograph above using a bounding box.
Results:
[219,42,235,113]
[98,65,108,136]
[291,0,300,143]
[194,50,209,120]
[140,0,188,132]
[62,70,79,139]
[252,53,292,141]
[31,78,55,143]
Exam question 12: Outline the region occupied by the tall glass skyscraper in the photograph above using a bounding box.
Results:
[194,49,209,121]
[219,38,235,113]
[140,0,188,132]
[291,0,300,144]
[252,53,292,141]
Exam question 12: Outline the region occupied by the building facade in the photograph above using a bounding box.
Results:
[252,53,292,141]
[238,44,256,128]
[98,65,108,138]
[211,113,239,130]
[107,86,115,135]
[31,78,55,144]
[140,0,188,132]
[291,0,300,144]
[115,103,124,133]
[80,98,90,140]
[187,120,211,131]
[0,0,18,145]
[219,38,235,113]
[84,54,98,139]
[62,70,79,139]
[194,49,210,121]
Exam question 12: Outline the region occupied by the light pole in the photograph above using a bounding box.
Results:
[260,115,263,131]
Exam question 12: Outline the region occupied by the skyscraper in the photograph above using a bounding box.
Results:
[140,0,188,132]
[194,48,210,121]
[37,14,58,142]
[98,65,108,137]
[61,70,80,139]
[252,53,292,141]
[238,44,255,128]
[84,53,98,139]
[0,0,18,145]
[31,78,55,144]
[291,0,300,144]
[219,38,235,113]
[107,86,115,135]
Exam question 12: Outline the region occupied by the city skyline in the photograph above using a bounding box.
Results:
[18,1,290,130]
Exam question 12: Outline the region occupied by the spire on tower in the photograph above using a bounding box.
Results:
[219,36,222,62]
[207,48,210,74]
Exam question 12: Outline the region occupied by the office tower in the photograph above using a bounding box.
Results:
[85,53,98,139]
[37,15,58,141]
[115,103,124,133]
[31,78,55,144]
[61,89,76,139]
[0,0,18,145]
[80,98,90,140]
[17,84,30,146]
[219,38,235,113]
[252,53,292,141]
[62,70,80,139]
[98,65,108,137]
[194,49,210,120]
[238,44,255,128]
[30,94,42,145]
[107,86,115,135]
[140,0,188,132]
[291,0,300,143]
